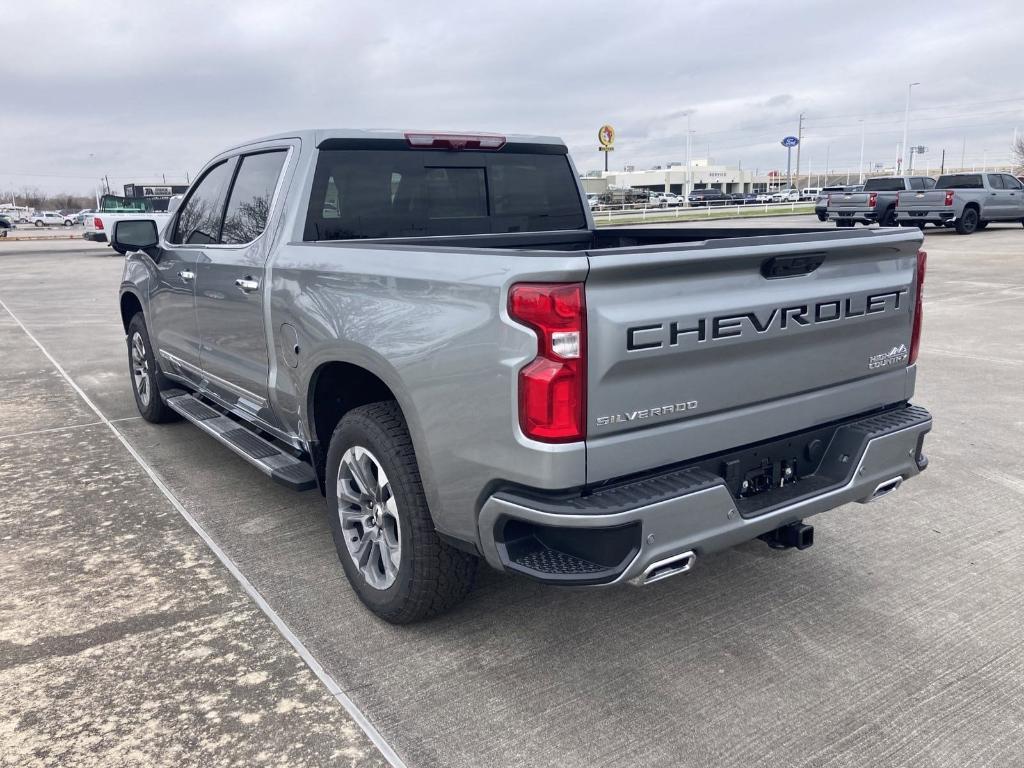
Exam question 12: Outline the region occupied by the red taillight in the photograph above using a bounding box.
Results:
[944,190,954,206]
[909,250,927,365]
[868,192,878,207]
[93,216,104,230]
[508,283,586,443]
[404,132,506,150]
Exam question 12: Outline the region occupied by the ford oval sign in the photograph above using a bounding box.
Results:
[781,136,800,148]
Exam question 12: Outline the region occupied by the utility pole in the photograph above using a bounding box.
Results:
[794,112,805,190]
[901,82,920,176]
[940,148,946,174]
[684,113,692,199]
[960,137,966,170]
[858,120,866,184]
[824,144,830,186]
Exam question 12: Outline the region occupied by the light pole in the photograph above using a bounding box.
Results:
[858,120,865,184]
[682,112,693,199]
[901,82,920,176]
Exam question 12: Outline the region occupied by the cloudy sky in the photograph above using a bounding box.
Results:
[2,0,1021,196]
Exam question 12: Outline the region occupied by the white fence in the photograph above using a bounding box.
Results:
[593,200,814,223]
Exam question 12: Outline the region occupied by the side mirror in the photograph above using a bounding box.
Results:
[112,219,159,253]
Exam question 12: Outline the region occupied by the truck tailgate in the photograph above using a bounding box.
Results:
[584,229,922,483]
[828,191,872,211]
[897,190,948,211]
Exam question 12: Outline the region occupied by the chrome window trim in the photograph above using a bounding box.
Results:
[163,144,295,251]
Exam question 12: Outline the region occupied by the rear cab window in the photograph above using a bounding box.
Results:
[303,141,587,241]
[936,174,983,189]
[863,178,906,192]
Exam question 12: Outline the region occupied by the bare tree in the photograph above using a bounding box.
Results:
[1014,135,1024,173]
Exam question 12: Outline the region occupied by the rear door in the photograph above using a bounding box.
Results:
[194,147,290,417]
[583,230,922,481]
[986,174,1008,218]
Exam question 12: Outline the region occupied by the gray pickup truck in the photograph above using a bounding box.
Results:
[113,129,932,623]
[896,172,1024,234]
[827,176,935,227]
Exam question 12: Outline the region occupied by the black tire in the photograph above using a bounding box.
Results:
[878,206,897,227]
[34,220,43,227]
[975,221,988,230]
[126,313,180,423]
[816,212,828,222]
[325,401,477,623]
[955,207,979,235]
[63,219,73,227]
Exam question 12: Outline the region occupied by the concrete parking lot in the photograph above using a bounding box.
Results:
[2,218,1023,767]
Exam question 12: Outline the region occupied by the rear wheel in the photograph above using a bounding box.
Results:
[63,219,73,227]
[878,206,897,227]
[816,212,827,222]
[34,220,43,227]
[955,207,979,235]
[126,313,180,423]
[325,401,477,623]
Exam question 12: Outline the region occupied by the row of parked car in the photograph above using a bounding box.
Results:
[823,172,1024,235]
[602,187,815,209]
[0,208,97,230]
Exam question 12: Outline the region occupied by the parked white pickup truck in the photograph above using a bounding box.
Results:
[84,212,173,251]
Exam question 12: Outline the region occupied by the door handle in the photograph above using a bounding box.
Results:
[178,270,195,281]
[235,277,260,293]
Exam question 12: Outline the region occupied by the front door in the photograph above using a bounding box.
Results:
[195,149,289,422]
[149,158,237,384]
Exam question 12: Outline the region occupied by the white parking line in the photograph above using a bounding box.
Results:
[0,297,407,768]
[0,416,142,442]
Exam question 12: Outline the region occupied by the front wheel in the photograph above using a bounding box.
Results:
[955,208,979,235]
[326,402,477,623]
[34,220,43,227]
[63,219,73,227]
[126,313,180,423]
[816,212,828,222]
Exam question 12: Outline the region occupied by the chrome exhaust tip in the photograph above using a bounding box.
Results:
[862,476,903,503]
[633,550,696,586]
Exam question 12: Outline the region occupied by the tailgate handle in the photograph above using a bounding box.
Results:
[761,253,826,279]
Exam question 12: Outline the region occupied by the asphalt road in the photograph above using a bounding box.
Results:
[2,219,1023,767]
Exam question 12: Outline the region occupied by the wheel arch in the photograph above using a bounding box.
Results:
[119,289,144,333]
[304,358,422,495]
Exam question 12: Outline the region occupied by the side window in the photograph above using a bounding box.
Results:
[220,150,288,245]
[171,160,236,245]
[909,178,925,190]
[987,174,1004,190]
[1001,175,1022,190]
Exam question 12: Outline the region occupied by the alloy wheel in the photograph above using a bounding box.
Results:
[130,331,151,406]
[336,446,402,590]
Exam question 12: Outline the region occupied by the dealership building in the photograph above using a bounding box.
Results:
[580,159,761,196]
[577,158,856,197]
